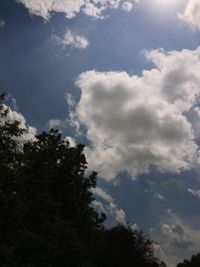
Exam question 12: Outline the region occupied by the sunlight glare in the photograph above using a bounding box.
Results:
[144,0,183,22]
[154,0,178,8]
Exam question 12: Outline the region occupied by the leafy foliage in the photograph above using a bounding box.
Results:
[0,94,105,266]
[0,94,166,267]
[95,225,166,267]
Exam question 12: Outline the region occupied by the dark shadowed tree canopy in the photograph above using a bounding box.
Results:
[177,253,200,267]
[0,93,166,267]
[0,93,105,266]
[95,225,166,267]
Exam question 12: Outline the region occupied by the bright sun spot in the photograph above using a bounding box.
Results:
[145,0,183,20]
[151,0,182,13]
[155,0,177,6]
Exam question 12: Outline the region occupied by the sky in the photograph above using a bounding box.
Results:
[1,0,200,266]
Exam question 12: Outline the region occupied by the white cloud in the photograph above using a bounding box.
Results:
[47,119,63,128]
[152,210,200,267]
[186,107,200,138]
[46,94,78,147]
[47,119,76,147]
[52,30,89,49]
[17,0,139,20]
[179,0,200,30]
[66,93,76,108]
[154,193,165,201]
[47,93,79,133]
[1,104,37,141]
[91,186,127,224]
[91,186,114,202]
[121,1,133,12]
[108,202,126,224]
[168,209,200,250]
[160,222,193,250]
[64,93,81,134]
[93,200,106,213]
[0,20,5,28]
[17,0,85,20]
[145,180,166,201]
[73,47,200,180]
[82,2,106,19]
[154,243,182,267]
[64,136,76,146]
[115,208,126,224]
[188,188,200,198]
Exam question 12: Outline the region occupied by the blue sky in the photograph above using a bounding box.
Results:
[1,0,200,266]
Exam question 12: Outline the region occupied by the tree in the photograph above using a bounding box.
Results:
[0,94,166,267]
[0,94,105,266]
[95,225,165,267]
[177,253,200,267]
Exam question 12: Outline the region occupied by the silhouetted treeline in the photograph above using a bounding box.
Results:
[0,93,169,266]
[177,253,200,267]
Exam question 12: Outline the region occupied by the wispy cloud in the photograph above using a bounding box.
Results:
[179,0,200,30]
[121,1,133,12]
[52,30,89,50]
[91,186,127,225]
[188,188,200,198]
[47,119,63,128]
[152,209,200,267]
[0,19,5,28]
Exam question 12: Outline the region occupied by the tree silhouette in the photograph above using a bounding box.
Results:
[0,93,166,267]
[95,225,166,267]
[0,94,105,266]
[177,253,200,267]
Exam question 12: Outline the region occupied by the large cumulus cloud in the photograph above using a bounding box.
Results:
[17,0,138,20]
[72,47,200,180]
